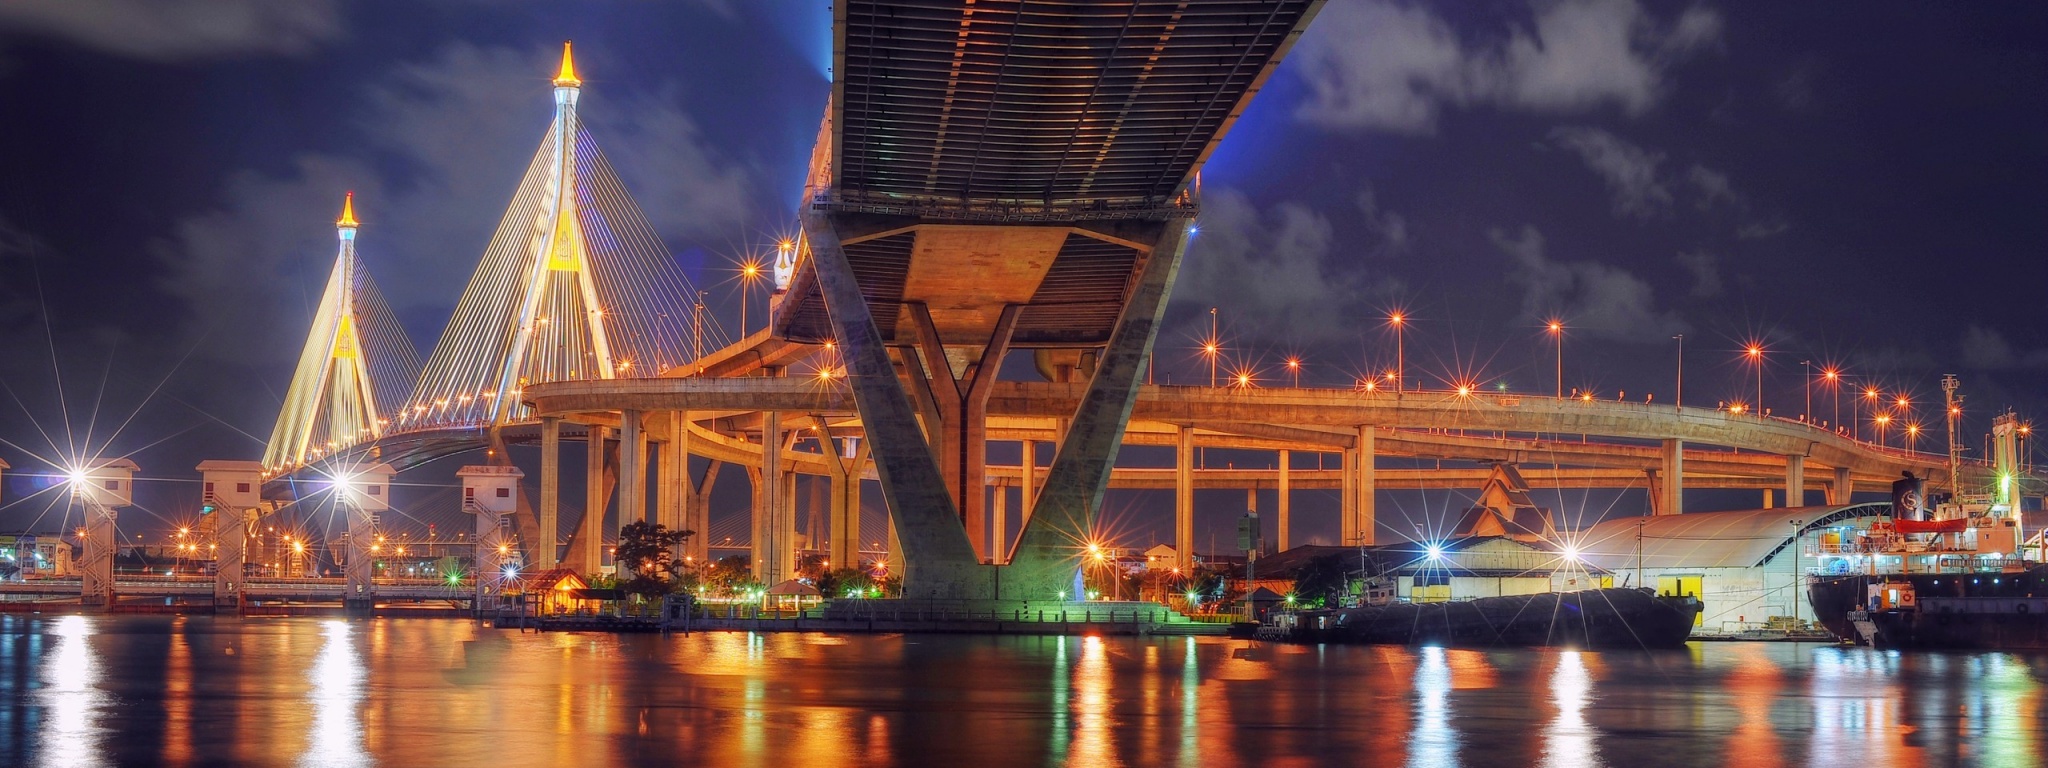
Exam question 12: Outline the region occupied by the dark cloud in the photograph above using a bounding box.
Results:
[1174,188,1397,347]
[1493,225,1686,343]
[1960,325,2048,370]
[1548,126,1673,218]
[1673,251,1722,298]
[0,0,341,60]
[1292,0,1722,134]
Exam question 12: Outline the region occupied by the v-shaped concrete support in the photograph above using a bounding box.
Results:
[1006,220,1193,598]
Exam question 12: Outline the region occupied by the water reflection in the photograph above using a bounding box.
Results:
[35,615,104,768]
[1406,645,1459,768]
[1540,652,1599,768]
[301,621,368,768]
[4,618,2048,766]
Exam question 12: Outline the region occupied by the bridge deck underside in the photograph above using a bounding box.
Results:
[832,0,1321,209]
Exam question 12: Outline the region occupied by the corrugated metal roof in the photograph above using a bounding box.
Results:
[1578,503,1893,571]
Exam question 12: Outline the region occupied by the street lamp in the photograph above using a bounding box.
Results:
[1202,307,1221,387]
[1906,423,1921,453]
[1875,413,1892,449]
[1744,344,1765,413]
[738,256,766,336]
[1286,357,1302,388]
[1861,387,1881,443]
[1823,368,1841,432]
[1801,360,1812,423]
[1547,320,1564,399]
[1388,312,1406,393]
[1672,334,1685,411]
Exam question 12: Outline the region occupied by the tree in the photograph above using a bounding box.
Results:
[1291,554,1350,608]
[614,521,693,599]
[815,567,876,599]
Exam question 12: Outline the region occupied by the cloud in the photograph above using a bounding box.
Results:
[1673,250,1722,298]
[1492,225,1685,343]
[154,43,757,369]
[0,0,341,60]
[1356,183,1411,256]
[1548,126,1671,218]
[1292,0,1721,134]
[1959,325,2048,370]
[1176,188,1391,345]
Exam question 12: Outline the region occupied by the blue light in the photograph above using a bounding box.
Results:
[1425,544,1445,560]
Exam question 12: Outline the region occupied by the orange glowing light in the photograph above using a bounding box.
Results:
[1896,397,1910,408]
[1456,385,1473,397]
[1286,357,1301,370]
[1388,313,1405,326]
[554,41,581,87]
[1865,388,1880,400]
[1580,393,1593,401]
[1823,369,1840,381]
[1547,321,1562,333]
[1745,345,1763,358]
[337,191,359,228]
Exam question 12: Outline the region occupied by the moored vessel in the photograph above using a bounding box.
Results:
[1282,587,1701,649]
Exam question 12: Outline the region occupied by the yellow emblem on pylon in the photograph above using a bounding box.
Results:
[333,314,360,359]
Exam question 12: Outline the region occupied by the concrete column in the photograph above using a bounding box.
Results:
[752,411,790,586]
[1831,466,1854,505]
[1276,449,1291,552]
[1176,425,1195,570]
[1019,439,1037,517]
[581,425,609,571]
[1763,489,1775,509]
[539,416,561,569]
[802,213,982,598]
[1340,448,1355,544]
[688,461,720,567]
[1785,454,1806,508]
[618,410,645,555]
[1009,220,1192,599]
[339,463,392,614]
[1348,426,1375,547]
[656,411,690,534]
[991,480,1008,564]
[1659,438,1684,516]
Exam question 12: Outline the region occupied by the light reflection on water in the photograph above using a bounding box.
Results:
[35,615,104,768]
[1,617,2046,767]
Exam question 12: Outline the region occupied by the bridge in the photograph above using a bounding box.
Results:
[8,3,2040,611]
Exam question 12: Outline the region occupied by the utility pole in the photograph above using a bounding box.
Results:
[1802,360,1812,422]
[1789,519,1803,628]
[1943,375,1963,495]
[1635,518,1645,591]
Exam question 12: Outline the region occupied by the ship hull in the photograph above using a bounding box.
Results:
[1809,566,2048,650]
[1290,588,1700,649]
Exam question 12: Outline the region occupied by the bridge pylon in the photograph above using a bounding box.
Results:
[401,43,714,572]
[263,193,422,471]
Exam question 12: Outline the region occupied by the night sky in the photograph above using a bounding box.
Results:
[1,2,2044,549]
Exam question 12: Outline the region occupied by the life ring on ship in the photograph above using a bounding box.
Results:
[2019,603,2031,615]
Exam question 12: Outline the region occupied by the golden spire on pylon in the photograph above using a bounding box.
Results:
[554,41,581,88]
[337,191,359,229]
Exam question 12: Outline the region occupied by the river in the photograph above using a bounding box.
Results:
[0,614,2039,766]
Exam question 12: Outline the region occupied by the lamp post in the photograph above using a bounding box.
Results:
[1907,423,1921,454]
[1862,387,1881,443]
[1672,334,1684,412]
[1548,320,1564,399]
[1389,312,1406,393]
[1287,357,1302,388]
[1801,360,1812,423]
[1875,413,1892,449]
[1205,307,1220,387]
[1745,344,1765,414]
[738,258,764,336]
[1823,368,1841,433]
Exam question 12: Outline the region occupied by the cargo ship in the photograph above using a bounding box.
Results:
[1805,404,2043,649]
[1279,587,1702,649]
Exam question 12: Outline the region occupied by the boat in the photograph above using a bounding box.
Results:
[1278,587,1702,649]
[1805,404,2044,649]
[1805,500,2048,649]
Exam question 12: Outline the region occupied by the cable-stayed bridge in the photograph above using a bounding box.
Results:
[185,5,2038,609]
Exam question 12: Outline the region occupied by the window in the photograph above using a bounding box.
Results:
[105,480,119,490]
[204,482,215,495]
[237,483,251,493]
[368,485,382,496]
[464,488,475,499]
[496,488,511,498]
